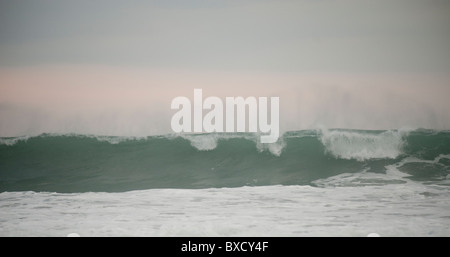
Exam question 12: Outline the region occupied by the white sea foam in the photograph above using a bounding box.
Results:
[94,135,147,144]
[256,138,286,156]
[1,181,449,237]
[0,136,30,146]
[1,153,449,236]
[182,134,219,151]
[183,133,287,156]
[312,168,408,188]
[320,129,407,161]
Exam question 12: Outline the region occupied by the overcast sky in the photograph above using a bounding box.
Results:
[1,0,450,73]
[1,0,450,136]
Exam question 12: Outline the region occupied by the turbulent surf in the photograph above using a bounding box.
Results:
[1,129,450,236]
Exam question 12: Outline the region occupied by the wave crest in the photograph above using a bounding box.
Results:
[182,134,219,151]
[0,136,30,146]
[0,129,418,160]
[320,129,407,161]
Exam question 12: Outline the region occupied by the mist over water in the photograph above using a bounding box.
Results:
[1,69,449,138]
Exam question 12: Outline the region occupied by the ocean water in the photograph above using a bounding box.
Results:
[1,129,450,236]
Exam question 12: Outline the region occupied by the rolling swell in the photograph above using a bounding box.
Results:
[0,129,449,193]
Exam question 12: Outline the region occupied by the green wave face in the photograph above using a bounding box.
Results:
[0,129,449,193]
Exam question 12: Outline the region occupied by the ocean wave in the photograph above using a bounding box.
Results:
[1,129,449,193]
[0,129,444,161]
[181,133,286,156]
[0,135,31,146]
[319,129,409,161]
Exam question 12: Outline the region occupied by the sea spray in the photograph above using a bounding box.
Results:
[171,89,280,143]
[319,128,408,161]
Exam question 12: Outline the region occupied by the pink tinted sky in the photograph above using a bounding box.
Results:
[1,65,449,137]
[1,1,450,136]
